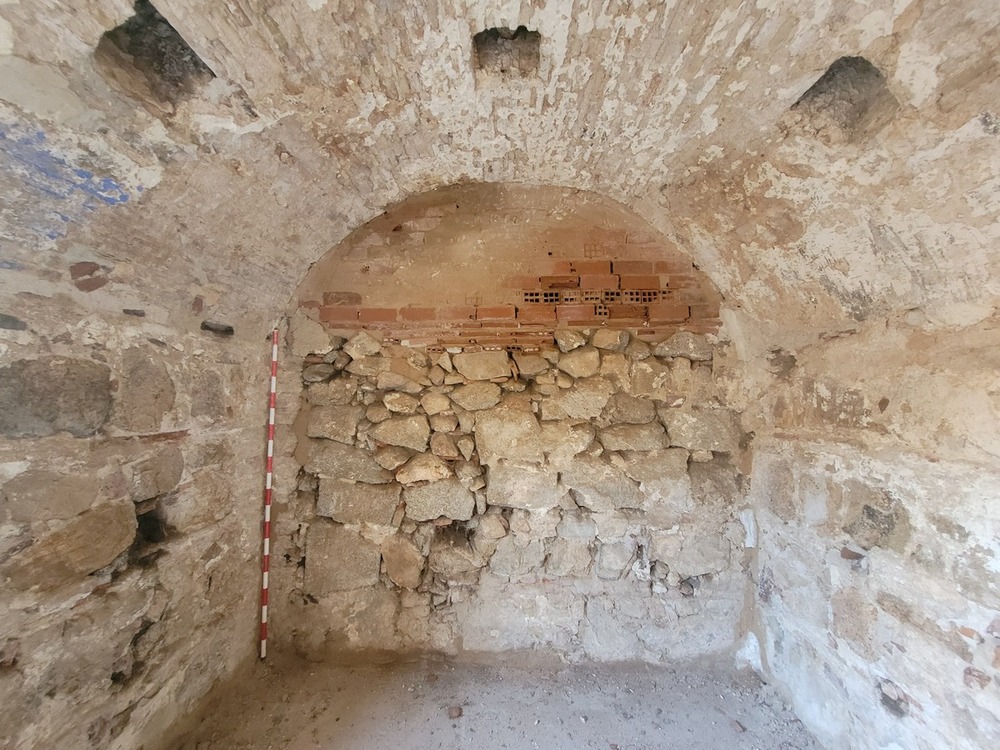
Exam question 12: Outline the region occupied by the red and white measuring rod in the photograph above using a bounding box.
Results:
[259,328,278,659]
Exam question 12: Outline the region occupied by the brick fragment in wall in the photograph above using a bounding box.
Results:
[647,302,690,322]
[579,274,620,290]
[612,260,654,275]
[556,304,597,322]
[358,308,398,324]
[540,275,579,289]
[400,307,436,321]
[516,305,557,324]
[320,306,360,324]
[476,305,516,321]
[571,260,612,274]
[619,275,660,290]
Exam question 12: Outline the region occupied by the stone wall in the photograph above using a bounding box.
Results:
[0,312,268,749]
[740,318,1000,750]
[276,325,752,663]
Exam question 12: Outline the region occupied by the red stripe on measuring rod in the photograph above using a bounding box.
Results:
[259,328,278,660]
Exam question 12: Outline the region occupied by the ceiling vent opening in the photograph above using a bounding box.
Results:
[473,26,541,79]
[95,0,215,110]
[782,56,900,146]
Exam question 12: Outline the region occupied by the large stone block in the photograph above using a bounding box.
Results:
[403,478,475,521]
[305,521,380,595]
[428,530,485,580]
[486,461,560,510]
[0,357,112,438]
[396,453,452,484]
[602,393,656,424]
[653,332,713,361]
[113,349,176,433]
[545,537,593,577]
[317,479,401,525]
[450,382,501,411]
[0,500,136,590]
[1,469,99,523]
[474,403,544,465]
[306,441,392,483]
[490,537,545,577]
[128,445,184,502]
[342,331,382,359]
[556,346,601,379]
[541,376,614,420]
[598,422,668,451]
[371,415,430,451]
[629,359,683,403]
[452,351,512,380]
[660,408,740,453]
[304,378,358,406]
[561,455,644,511]
[307,404,365,443]
[380,535,425,589]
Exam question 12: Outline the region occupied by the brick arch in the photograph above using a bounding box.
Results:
[295,182,721,351]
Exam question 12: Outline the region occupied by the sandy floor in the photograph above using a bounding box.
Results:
[171,654,821,750]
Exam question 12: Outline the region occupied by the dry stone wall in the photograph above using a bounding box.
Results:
[278,326,752,664]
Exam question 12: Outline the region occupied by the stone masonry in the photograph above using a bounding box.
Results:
[282,327,750,663]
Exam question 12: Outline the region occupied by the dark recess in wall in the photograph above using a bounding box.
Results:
[95,0,215,107]
[784,56,900,145]
[473,26,541,77]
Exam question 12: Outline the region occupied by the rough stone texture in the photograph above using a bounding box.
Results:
[113,348,176,433]
[307,441,393,483]
[307,404,365,443]
[654,332,714,362]
[0,500,136,590]
[128,445,184,502]
[420,392,451,415]
[452,351,511,381]
[450,382,502,411]
[0,357,112,438]
[556,346,601,379]
[591,329,630,351]
[473,403,544,465]
[561,456,645,511]
[380,535,425,589]
[395,453,451,484]
[542,377,614,420]
[602,393,657,424]
[486,461,560,511]
[661,409,740,453]
[403,479,475,522]
[599,422,669,451]
[305,522,381,594]
[342,332,382,359]
[6,1,997,745]
[317,479,401,525]
[371,415,431,451]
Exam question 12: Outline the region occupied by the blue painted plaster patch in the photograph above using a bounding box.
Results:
[0,123,133,241]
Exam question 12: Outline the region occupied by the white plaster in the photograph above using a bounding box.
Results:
[0,16,13,55]
[0,57,90,121]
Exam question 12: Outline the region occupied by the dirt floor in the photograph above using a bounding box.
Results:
[169,654,822,750]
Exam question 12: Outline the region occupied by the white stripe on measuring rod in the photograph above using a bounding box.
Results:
[267,440,273,457]
[266,474,272,489]
[270,376,277,391]
[269,407,275,423]
[260,641,267,658]
[272,344,278,360]
[261,605,268,622]
[264,505,271,521]
[263,538,269,555]
[262,571,269,588]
